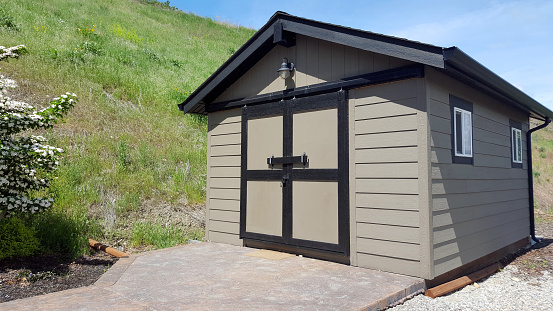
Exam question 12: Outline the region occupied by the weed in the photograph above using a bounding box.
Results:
[32,209,101,259]
[523,259,548,269]
[75,22,102,37]
[143,48,160,61]
[539,146,546,152]
[139,0,178,10]
[111,24,143,45]
[50,48,59,59]
[533,171,541,178]
[171,59,183,67]
[16,269,57,282]
[0,9,18,31]
[33,23,47,33]
[0,217,40,260]
[540,152,547,158]
[171,84,191,101]
[69,41,102,62]
[131,220,197,249]
[117,133,131,169]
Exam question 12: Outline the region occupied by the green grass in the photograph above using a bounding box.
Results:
[0,0,255,253]
[131,220,202,249]
[532,123,553,217]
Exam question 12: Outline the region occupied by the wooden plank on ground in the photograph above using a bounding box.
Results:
[424,264,499,298]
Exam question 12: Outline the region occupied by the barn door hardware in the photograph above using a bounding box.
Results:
[267,152,308,166]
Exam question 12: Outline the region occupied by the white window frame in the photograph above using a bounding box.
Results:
[453,107,473,157]
[512,127,523,163]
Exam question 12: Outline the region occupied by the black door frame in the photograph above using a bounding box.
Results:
[239,91,349,261]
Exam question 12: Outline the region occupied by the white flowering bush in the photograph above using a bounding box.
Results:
[0,45,26,60]
[0,45,76,219]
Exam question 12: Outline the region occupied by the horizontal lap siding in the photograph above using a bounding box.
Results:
[207,109,242,246]
[427,68,530,277]
[351,79,424,276]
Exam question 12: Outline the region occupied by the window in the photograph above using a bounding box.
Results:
[450,95,473,164]
[512,128,522,163]
[510,120,523,168]
[454,107,473,157]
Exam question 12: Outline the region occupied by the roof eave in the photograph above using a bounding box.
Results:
[443,47,553,121]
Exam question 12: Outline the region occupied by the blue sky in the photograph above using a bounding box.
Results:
[170,0,553,112]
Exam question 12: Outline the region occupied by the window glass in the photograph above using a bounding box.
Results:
[455,111,463,154]
[512,127,522,163]
[517,130,522,161]
[463,112,472,155]
[454,107,472,157]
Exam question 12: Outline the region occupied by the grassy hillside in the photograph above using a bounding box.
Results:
[531,122,553,222]
[0,0,255,255]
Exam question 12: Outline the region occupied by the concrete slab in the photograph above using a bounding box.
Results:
[0,243,425,311]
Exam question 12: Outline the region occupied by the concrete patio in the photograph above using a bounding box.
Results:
[0,242,425,310]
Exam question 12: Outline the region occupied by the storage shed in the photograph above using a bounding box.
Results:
[178,12,553,282]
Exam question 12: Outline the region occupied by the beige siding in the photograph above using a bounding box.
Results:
[206,108,242,246]
[351,78,429,278]
[215,35,414,103]
[426,68,530,277]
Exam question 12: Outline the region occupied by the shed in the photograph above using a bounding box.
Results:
[178,12,553,282]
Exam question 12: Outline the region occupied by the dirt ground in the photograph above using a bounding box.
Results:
[501,221,553,278]
[0,249,118,303]
[1,222,552,304]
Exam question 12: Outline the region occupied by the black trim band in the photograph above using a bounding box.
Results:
[207,65,424,113]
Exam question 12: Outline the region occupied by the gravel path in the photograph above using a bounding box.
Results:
[390,265,552,311]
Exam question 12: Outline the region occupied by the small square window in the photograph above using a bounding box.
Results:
[450,95,473,165]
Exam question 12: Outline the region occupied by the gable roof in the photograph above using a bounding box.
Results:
[178,11,553,121]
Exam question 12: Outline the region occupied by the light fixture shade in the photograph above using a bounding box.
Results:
[279,69,290,79]
[278,57,294,79]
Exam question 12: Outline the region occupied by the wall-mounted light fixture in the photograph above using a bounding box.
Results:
[278,58,294,79]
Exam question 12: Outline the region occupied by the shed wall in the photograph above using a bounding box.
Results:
[426,68,530,277]
[206,108,242,246]
[350,78,431,278]
[214,34,413,103]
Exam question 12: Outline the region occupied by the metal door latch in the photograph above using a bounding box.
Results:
[268,153,308,166]
[280,174,290,187]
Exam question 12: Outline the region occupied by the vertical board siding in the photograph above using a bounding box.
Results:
[351,79,425,277]
[426,68,530,277]
[207,109,242,246]
[214,35,414,103]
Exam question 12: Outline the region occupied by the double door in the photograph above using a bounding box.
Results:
[239,91,349,261]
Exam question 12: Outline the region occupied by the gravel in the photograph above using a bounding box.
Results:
[389,265,552,311]
[389,221,553,311]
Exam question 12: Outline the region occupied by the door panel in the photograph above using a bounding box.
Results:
[293,108,338,169]
[247,115,283,170]
[246,181,282,236]
[292,181,339,244]
[240,91,349,260]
